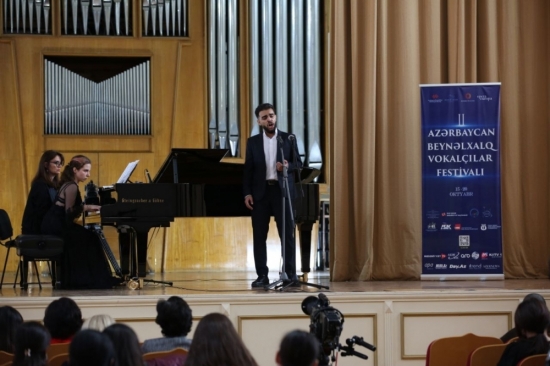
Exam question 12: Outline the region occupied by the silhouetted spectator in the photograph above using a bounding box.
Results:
[43,297,83,344]
[185,312,258,366]
[276,330,319,366]
[103,324,144,366]
[501,293,548,343]
[0,305,24,353]
[12,321,50,366]
[141,296,192,353]
[497,299,550,366]
[69,329,116,366]
[83,314,115,332]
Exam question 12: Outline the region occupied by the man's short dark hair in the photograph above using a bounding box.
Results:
[156,296,193,337]
[255,103,276,118]
[278,330,319,366]
[43,297,83,339]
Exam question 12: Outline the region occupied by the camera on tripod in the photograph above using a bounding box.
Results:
[301,293,375,365]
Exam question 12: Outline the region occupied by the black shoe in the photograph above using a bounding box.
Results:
[251,275,269,288]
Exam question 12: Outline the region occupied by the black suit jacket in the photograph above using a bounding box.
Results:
[243,130,302,201]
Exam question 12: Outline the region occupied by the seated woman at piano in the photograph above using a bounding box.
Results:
[41,155,120,289]
[21,150,65,234]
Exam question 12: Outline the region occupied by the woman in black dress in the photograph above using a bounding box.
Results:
[21,150,65,234]
[41,155,117,289]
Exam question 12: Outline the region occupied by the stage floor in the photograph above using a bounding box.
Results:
[2,269,550,298]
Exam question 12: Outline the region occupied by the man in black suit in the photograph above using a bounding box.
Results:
[243,103,302,288]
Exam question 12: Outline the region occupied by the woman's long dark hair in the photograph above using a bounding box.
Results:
[514,299,550,354]
[185,313,258,366]
[103,324,144,366]
[31,150,65,188]
[0,306,24,353]
[59,155,91,186]
[12,321,50,366]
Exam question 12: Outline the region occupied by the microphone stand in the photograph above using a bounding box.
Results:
[265,137,329,292]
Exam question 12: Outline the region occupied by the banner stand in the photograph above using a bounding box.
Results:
[420,83,503,281]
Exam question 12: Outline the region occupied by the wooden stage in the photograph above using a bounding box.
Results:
[2,269,550,366]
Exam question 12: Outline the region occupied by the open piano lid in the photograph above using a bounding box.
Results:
[153,148,321,184]
[153,148,233,184]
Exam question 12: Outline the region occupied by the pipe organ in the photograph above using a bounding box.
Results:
[207,0,323,172]
[3,0,189,37]
[44,58,151,135]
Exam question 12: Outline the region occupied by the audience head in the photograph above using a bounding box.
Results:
[12,321,51,366]
[514,298,550,337]
[155,296,193,337]
[276,330,319,366]
[60,155,92,185]
[103,324,143,366]
[43,297,83,341]
[69,329,116,366]
[185,312,258,366]
[523,293,547,306]
[0,305,24,352]
[33,150,65,187]
[83,314,115,332]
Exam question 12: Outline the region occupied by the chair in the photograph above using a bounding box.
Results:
[47,343,70,359]
[0,350,13,365]
[0,209,17,288]
[0,209,63,290]
[425,333,502,366]
[48,352,69,366]
[467,342,508,366]
[143,348,188,366]
[517,354,547,366]
[15,234,63,289]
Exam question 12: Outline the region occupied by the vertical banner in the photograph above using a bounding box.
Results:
[420,83,503,280]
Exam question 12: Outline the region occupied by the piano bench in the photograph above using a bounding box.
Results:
[14,235,64,290]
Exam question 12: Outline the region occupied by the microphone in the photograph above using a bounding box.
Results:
[277,136,283,145]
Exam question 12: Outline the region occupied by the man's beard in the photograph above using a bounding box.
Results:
[261,124,276,134]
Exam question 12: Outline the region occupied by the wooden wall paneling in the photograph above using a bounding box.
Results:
[0,40,28,272]
[171,36,207,146]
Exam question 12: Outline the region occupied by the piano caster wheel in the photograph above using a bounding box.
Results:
[300,273,308,282]
[127,278,142,290]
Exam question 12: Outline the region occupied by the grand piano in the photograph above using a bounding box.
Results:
[100,148,320,278]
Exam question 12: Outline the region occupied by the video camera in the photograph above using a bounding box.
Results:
[301,293,375,366]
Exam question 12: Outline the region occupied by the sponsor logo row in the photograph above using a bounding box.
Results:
[426,223,501,231]
[424,263,501,270]
[424,252,502,260]
[426,209,493,219]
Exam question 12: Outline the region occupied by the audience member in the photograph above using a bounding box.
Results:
[141,296,192,353]
[0,305,24,353]
[43,297,83,344]
[82,314,115,332]
[69,329,116,366]
[12,321,50,366]
[185,312,258,366]
[501,293,547,343]
[276,330,319,366]
[103,324,144,366]
[497,299,550,366]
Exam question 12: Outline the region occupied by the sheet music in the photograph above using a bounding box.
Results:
[117,160,139,183]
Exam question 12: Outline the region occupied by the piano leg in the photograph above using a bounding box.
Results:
[135,232,148,277]
[118,232,131,276]
[297,222,313,274]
